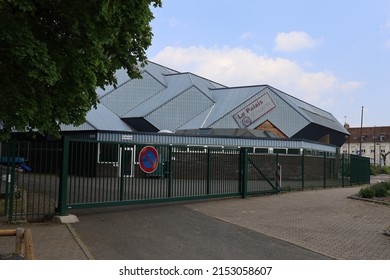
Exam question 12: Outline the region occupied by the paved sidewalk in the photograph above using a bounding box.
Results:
[187,186,390,259]
[0,223,90,260]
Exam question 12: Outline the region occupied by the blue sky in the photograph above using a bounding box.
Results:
[146,0,390,128]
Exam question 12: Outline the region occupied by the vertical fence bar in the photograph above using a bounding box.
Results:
[341,154,344,188]
[241,148,248,198]
[58,136,69,215]
[207,148,211,195]
[120,144,125,201]
[323,153,326,188]
[7,138,16,222]
[275,152,279,191]
[301,152,305,190]
[167,146,172,197]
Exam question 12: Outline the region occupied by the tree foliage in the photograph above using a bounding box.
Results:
[0,0,161,139]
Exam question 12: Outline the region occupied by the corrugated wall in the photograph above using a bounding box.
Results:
[95,132,336,153]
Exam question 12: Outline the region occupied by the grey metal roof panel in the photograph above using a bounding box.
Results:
[122,74,193,117]
[177,107,213,130]
[97,61,178,97]
[145,87,215,131]
[95,68,130,96]
[270,87,348,134]
[100,71,166,117]
[61,103,132,132]
[122,73,217,119]
[60,122,96,131]
[187,73,224,101]
[141,60,179,85]
[87,103,133,131]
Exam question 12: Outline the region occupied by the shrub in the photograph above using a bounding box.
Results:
[370,165,379,175]
[371,183,388,197]
[358,187,375,199]
[380,166,390,175]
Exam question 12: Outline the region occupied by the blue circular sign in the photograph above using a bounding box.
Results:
[139,146,159,173]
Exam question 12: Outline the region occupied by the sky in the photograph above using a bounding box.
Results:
[146,0,390,128]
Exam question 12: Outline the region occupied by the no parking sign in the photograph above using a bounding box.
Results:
[139,146,159,173]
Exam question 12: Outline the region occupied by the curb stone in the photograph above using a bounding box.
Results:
[66,224,95,260]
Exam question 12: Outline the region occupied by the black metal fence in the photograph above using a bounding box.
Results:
[0,137,370,222]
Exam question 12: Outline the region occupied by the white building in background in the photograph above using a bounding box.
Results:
[341,124,390,166]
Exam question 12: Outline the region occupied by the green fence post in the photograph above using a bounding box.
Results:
[58,136,69,216]
[167,146,172,197]
[120,144,125,201]
[301,152,305,190]
[241,148,248,198]
[207,148,211,195]
[7,138,16,222]
[341,154,344,188]
[275,152,279,191]
[323,153,326,188]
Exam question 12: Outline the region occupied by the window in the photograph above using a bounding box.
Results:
[380,135,386,142]
[287,149,301,155]
[253,148,268,154]
[273,148,287,154]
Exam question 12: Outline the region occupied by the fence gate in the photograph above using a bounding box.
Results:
[57,138,244,214]
[349,154,370,185]
[244,149,279,196]
[1,139,61,222]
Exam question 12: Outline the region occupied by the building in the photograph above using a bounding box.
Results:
[341,124,390,166]
[61,61,349,147]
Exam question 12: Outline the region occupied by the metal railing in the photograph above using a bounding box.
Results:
[1,137,370,222]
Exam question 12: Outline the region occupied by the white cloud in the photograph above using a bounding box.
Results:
[273,31,324,52]
[168,17,178,27]
[384,39,390,49]
[240,32,254,40]
[152,46,361,104]
[383,19,390,31]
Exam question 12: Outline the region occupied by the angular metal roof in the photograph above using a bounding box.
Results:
[270,86,348,134]
[63,60,348,146]
[200,86,268,128]
[60,103,132,132]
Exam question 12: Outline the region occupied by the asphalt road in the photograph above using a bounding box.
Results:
[72,203,331,260]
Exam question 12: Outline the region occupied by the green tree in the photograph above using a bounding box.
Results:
[0,0,161,139]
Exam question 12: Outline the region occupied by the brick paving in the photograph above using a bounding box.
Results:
[187,186,390,259]
[0,223,89,260]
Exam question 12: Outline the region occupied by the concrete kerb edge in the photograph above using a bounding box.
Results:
[51,214,95,260]
[66,223,95,260]
[347,195,390,206]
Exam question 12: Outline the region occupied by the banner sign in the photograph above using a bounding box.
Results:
[233,93,276,128]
